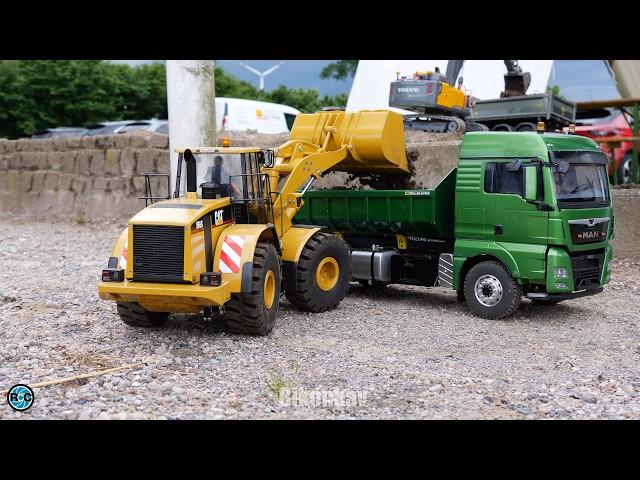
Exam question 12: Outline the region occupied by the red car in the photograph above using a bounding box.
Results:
[575,108,637,184]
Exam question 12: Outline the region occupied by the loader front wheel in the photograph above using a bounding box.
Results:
[284,233,351,313]
[116,302,169,328]
[225,243,281,336]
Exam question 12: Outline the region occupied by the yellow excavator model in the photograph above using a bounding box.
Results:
[98,110,409,335]
[389,61,485,133]
[390,60,533,133]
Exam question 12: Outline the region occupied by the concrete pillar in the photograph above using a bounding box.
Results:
[166,60,216,197]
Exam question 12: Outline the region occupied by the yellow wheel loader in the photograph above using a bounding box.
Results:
[98,110,409,335]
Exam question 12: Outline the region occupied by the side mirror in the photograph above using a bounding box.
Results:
[505,159,522,172]
[524,165,537,201]
[558,161,570,174]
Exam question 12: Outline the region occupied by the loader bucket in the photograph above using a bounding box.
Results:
[289,110,410,173]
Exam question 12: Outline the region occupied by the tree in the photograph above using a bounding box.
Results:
[320,60,358,81]
[0,60,169,139]
[0,61,350,139]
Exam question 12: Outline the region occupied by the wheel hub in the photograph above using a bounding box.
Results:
[474,274,503,307]
[263,270,276,309]
[316,257,339,292]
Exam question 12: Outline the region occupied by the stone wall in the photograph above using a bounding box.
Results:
[0,133,171,221]
[1,132,637,261]
[0,130,463,221]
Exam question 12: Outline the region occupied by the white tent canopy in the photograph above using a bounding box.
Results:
[346,60,555,112]
[609,60,640,98]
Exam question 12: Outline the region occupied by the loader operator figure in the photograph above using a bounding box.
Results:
[204,155,243,198]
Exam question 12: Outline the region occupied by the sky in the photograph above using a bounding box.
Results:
[112,60,621,101]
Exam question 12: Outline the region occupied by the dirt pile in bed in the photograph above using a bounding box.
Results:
[223,129,463,191]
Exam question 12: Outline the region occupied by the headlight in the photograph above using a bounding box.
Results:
[554,267,568,278]
[554,282,568,290]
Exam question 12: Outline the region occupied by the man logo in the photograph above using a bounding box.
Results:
[7,384,34,412]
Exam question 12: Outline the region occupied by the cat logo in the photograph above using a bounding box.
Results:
[214,209,225,226]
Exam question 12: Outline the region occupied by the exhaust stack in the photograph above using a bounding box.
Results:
[183,148,197,193]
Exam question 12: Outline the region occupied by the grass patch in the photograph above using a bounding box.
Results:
[266,372,290,397]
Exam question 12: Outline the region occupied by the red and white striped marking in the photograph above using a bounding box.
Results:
[219,235,245,273]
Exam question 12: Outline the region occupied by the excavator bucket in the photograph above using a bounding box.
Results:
[289,110,410,173]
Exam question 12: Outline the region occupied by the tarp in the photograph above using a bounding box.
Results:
[609,60,640,98]
[346,60,554,112]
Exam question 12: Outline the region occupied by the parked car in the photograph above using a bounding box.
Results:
[31,127,88,139]
[575,108,637,184]
[83,119,168,136]
[216,97,300,134]
[83,121,133,136]
[116,119,168,134]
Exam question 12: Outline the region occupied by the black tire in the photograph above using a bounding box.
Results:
[618,153,632,184]
[225,243,280,336]
[284,232,351,313]
[463,261,522,319]
[515,122,537,132]
[358,279,388,288]
[116,302,169,328]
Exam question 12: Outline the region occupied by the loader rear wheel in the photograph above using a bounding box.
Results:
[116,302,169,328]
[284,233,351,313]
[463,261,522,319]
[225,243,280,336]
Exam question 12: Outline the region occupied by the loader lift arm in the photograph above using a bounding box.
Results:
[264,110,410,237]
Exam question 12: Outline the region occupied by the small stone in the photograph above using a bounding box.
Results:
[159,382,173,394]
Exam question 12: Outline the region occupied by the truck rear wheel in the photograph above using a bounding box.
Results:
[225,243,281,336]
[463,261,522,319]
[284,233,351,313]
[358,279,388,288]
[116,302,169,328]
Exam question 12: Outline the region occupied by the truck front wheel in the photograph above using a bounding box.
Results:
[463,261,522,319]
[225,243,281,336]
[116,302,169,328]
[284,233,351,313]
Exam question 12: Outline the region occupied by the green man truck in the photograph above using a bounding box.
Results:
[295,127,614,319]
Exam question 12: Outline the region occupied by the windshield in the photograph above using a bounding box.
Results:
[199,154,244,199]
[174,151,266,201]
[552,151,610,208]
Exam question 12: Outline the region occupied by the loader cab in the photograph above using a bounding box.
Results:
[174,147,275,225]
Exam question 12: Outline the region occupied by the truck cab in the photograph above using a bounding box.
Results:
[453,131,613,315]
[295,128,613,319]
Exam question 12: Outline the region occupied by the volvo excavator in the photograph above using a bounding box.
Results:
[98,110,409,336]
[389,60,537,133]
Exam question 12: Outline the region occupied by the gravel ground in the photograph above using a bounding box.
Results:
[1,218,639,420]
